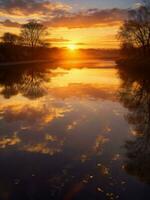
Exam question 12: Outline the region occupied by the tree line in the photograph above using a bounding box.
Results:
[0,20,51,62]
[1,20,48,48]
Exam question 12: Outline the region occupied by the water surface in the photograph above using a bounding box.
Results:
[0,61,149,200]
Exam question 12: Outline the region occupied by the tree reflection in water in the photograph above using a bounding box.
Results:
[118,66,150,183]
[0,64,50,99]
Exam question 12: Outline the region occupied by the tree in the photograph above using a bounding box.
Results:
[21,20,47,48]
[118,0,150,54]
[1,32,20,45]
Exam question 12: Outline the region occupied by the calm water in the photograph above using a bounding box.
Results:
[0,61,150,200]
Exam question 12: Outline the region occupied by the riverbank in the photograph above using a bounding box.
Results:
[0,60,52,67]
[116,56,150,70]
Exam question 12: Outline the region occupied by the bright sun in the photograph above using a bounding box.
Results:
[68,44,77,51]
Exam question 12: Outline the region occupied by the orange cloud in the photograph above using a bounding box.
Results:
[0,19,21,28]
[0,0,127,29]
[46,37,70,43]
[43,8,127,28]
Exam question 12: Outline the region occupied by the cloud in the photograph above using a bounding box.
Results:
[46,37,70,43]
[132,2,143,9]
[0,0,127,29]
[44,8,127,28]
[0,0,71,17]
[0,19,21,28]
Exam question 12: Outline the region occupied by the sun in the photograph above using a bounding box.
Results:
[67,44,77,51]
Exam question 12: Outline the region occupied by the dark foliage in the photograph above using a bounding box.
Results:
[118,66,150,184]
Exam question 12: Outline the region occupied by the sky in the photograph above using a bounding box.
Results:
[0,0,141,49]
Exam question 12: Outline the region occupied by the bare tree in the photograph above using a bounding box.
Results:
[21,20,47,48]
[118,0,150,54]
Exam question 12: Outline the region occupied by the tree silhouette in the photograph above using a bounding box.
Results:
[21,20,47,48]
[1,32,21,46]
[118,0,150,54]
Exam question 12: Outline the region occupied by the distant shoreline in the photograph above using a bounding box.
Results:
[0,60,52,67]
[0,59,116,68]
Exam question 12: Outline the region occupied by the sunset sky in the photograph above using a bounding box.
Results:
[0,0,141,49]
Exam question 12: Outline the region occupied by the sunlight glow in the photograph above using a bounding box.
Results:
[67,44,77,51]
